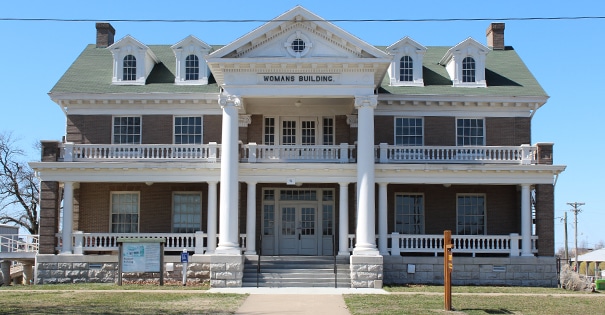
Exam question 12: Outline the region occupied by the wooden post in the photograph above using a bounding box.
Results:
[444,230,453,311]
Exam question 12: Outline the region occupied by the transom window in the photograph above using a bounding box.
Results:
[395,118,423,146]
[174,116,202,144]
[111,192,139,233]
[291,38,306,52]
[399,56,413,82]
[462,57,476,83]
[456,118,484,146]
[122,55,137,81]
[113,116,141,144]
[457,194,486,235]
[394,194,424,234]
[172,193,202,233]
[185,55,199,81]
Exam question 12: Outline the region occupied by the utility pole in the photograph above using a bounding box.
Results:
[563,212,568,261]
[567,202,584,269]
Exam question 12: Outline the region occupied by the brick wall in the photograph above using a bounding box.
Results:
[486,117,530,146]
[142,115,172,144]
[78,183,208,233]
[535,184,555,256]
[67,115,112,144]
[334,115,351,144]
[425,117,456,146]
[374,116,393,144]
[204,115,222,143]
[39,181,60,254]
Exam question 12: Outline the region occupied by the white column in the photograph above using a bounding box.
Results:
[60,181,74,254]
[205,181,218,254]
[216,95,242,255]
[338,182,350,256]
[378,182,388,255]
[521,184,533,256]
[245,182,257,255]
[353,95,379,256]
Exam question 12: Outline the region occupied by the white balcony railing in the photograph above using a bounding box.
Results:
[0,234,39,253]
[241,143,356,163]
[61,143,220,162]
[57,142,537,165]
[377,144,537,164]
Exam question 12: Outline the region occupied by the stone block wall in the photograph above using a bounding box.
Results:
[384,256,558,287]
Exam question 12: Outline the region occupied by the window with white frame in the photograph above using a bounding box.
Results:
[172,193,202,233]
[399,56,413,82]
[264,117,275,145]
[462,57,476,83]
[322,117,334,145]
[122,55,137,81]
[185,55,199,81]
[113,116,141,144]
[174,116,202,144]
[456,118,484,146]
[456,194,486,235]
[394,194,424,234]
[111,192,139,233]
[395,117,423,146]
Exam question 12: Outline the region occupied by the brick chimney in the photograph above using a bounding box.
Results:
[96,22,115,48]
[486,23,505,50]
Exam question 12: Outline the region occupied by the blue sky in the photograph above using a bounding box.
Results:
[1,0,603,252]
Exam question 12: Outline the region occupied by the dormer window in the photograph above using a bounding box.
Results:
[462,57,475,83]
[172,35,212,85]
[386,37,426,87]
[123,55,137,81]
[399,56,413,82]
[185,55,199,81]
[108,35,158,85]
[439,38,489,88]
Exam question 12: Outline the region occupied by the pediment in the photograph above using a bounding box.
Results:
[208,6,389,60]
[171,35,212,53]
[108,35,157,61]
[386,36,427,54]
[439,37,489,65]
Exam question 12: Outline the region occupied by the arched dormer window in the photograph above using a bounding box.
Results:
[386,37,426,87]
[399,56,413,82]
[123,55,137,81]
[185,54,199,81]
[462,57,476,83]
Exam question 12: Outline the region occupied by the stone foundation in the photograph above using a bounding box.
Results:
[35,254,211,285]
[209,254,244,288]
[350,255,383,288]
[384,256,558,287]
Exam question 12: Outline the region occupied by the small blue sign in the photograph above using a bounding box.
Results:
[181,252,189,263]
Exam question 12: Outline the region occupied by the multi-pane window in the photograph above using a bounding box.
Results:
[264,117,275,145]
[185,55,199,81]
[322,190,334,236]
[395,118,423,146]
[174,116,202,144]
[457,194,486,235]
[456,118,484,146]
[263,205,275,236]
[122,55,137,81]
[323,118,334,145]
[172,193,201,233]
[113,116,141,144]
[301,120,316,145]
[394,194,424,234]
[282,120,296,145]
[462,57,476,83]
[111,192,139,233]
[399,56,413,81]
[291,39,306,52]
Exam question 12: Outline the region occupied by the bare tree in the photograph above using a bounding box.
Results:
[0,133,39,234]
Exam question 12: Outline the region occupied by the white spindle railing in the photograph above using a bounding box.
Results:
[241,143,356,163]
[57,232,249,255]
[377,144,536,164]
[0,234,39,253]
[61,143,220,162]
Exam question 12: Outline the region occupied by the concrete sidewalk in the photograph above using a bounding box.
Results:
[208,287,388,315]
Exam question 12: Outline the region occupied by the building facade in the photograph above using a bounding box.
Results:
[31,6,565,287]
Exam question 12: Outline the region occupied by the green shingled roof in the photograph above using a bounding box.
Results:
[50,44,547,98]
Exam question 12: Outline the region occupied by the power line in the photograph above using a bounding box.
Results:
[0,16,604,23]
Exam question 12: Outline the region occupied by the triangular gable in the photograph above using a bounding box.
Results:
[439,37,489,65]
[386,36,427,54]
[208,5,389,60]
[171,35,212,52]
[109,35,158,63]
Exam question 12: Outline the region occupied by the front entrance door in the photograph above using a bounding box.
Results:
[279,204,318,255]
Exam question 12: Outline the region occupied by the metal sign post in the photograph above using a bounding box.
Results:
[444,230,453,311]
[181,249,189,286]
